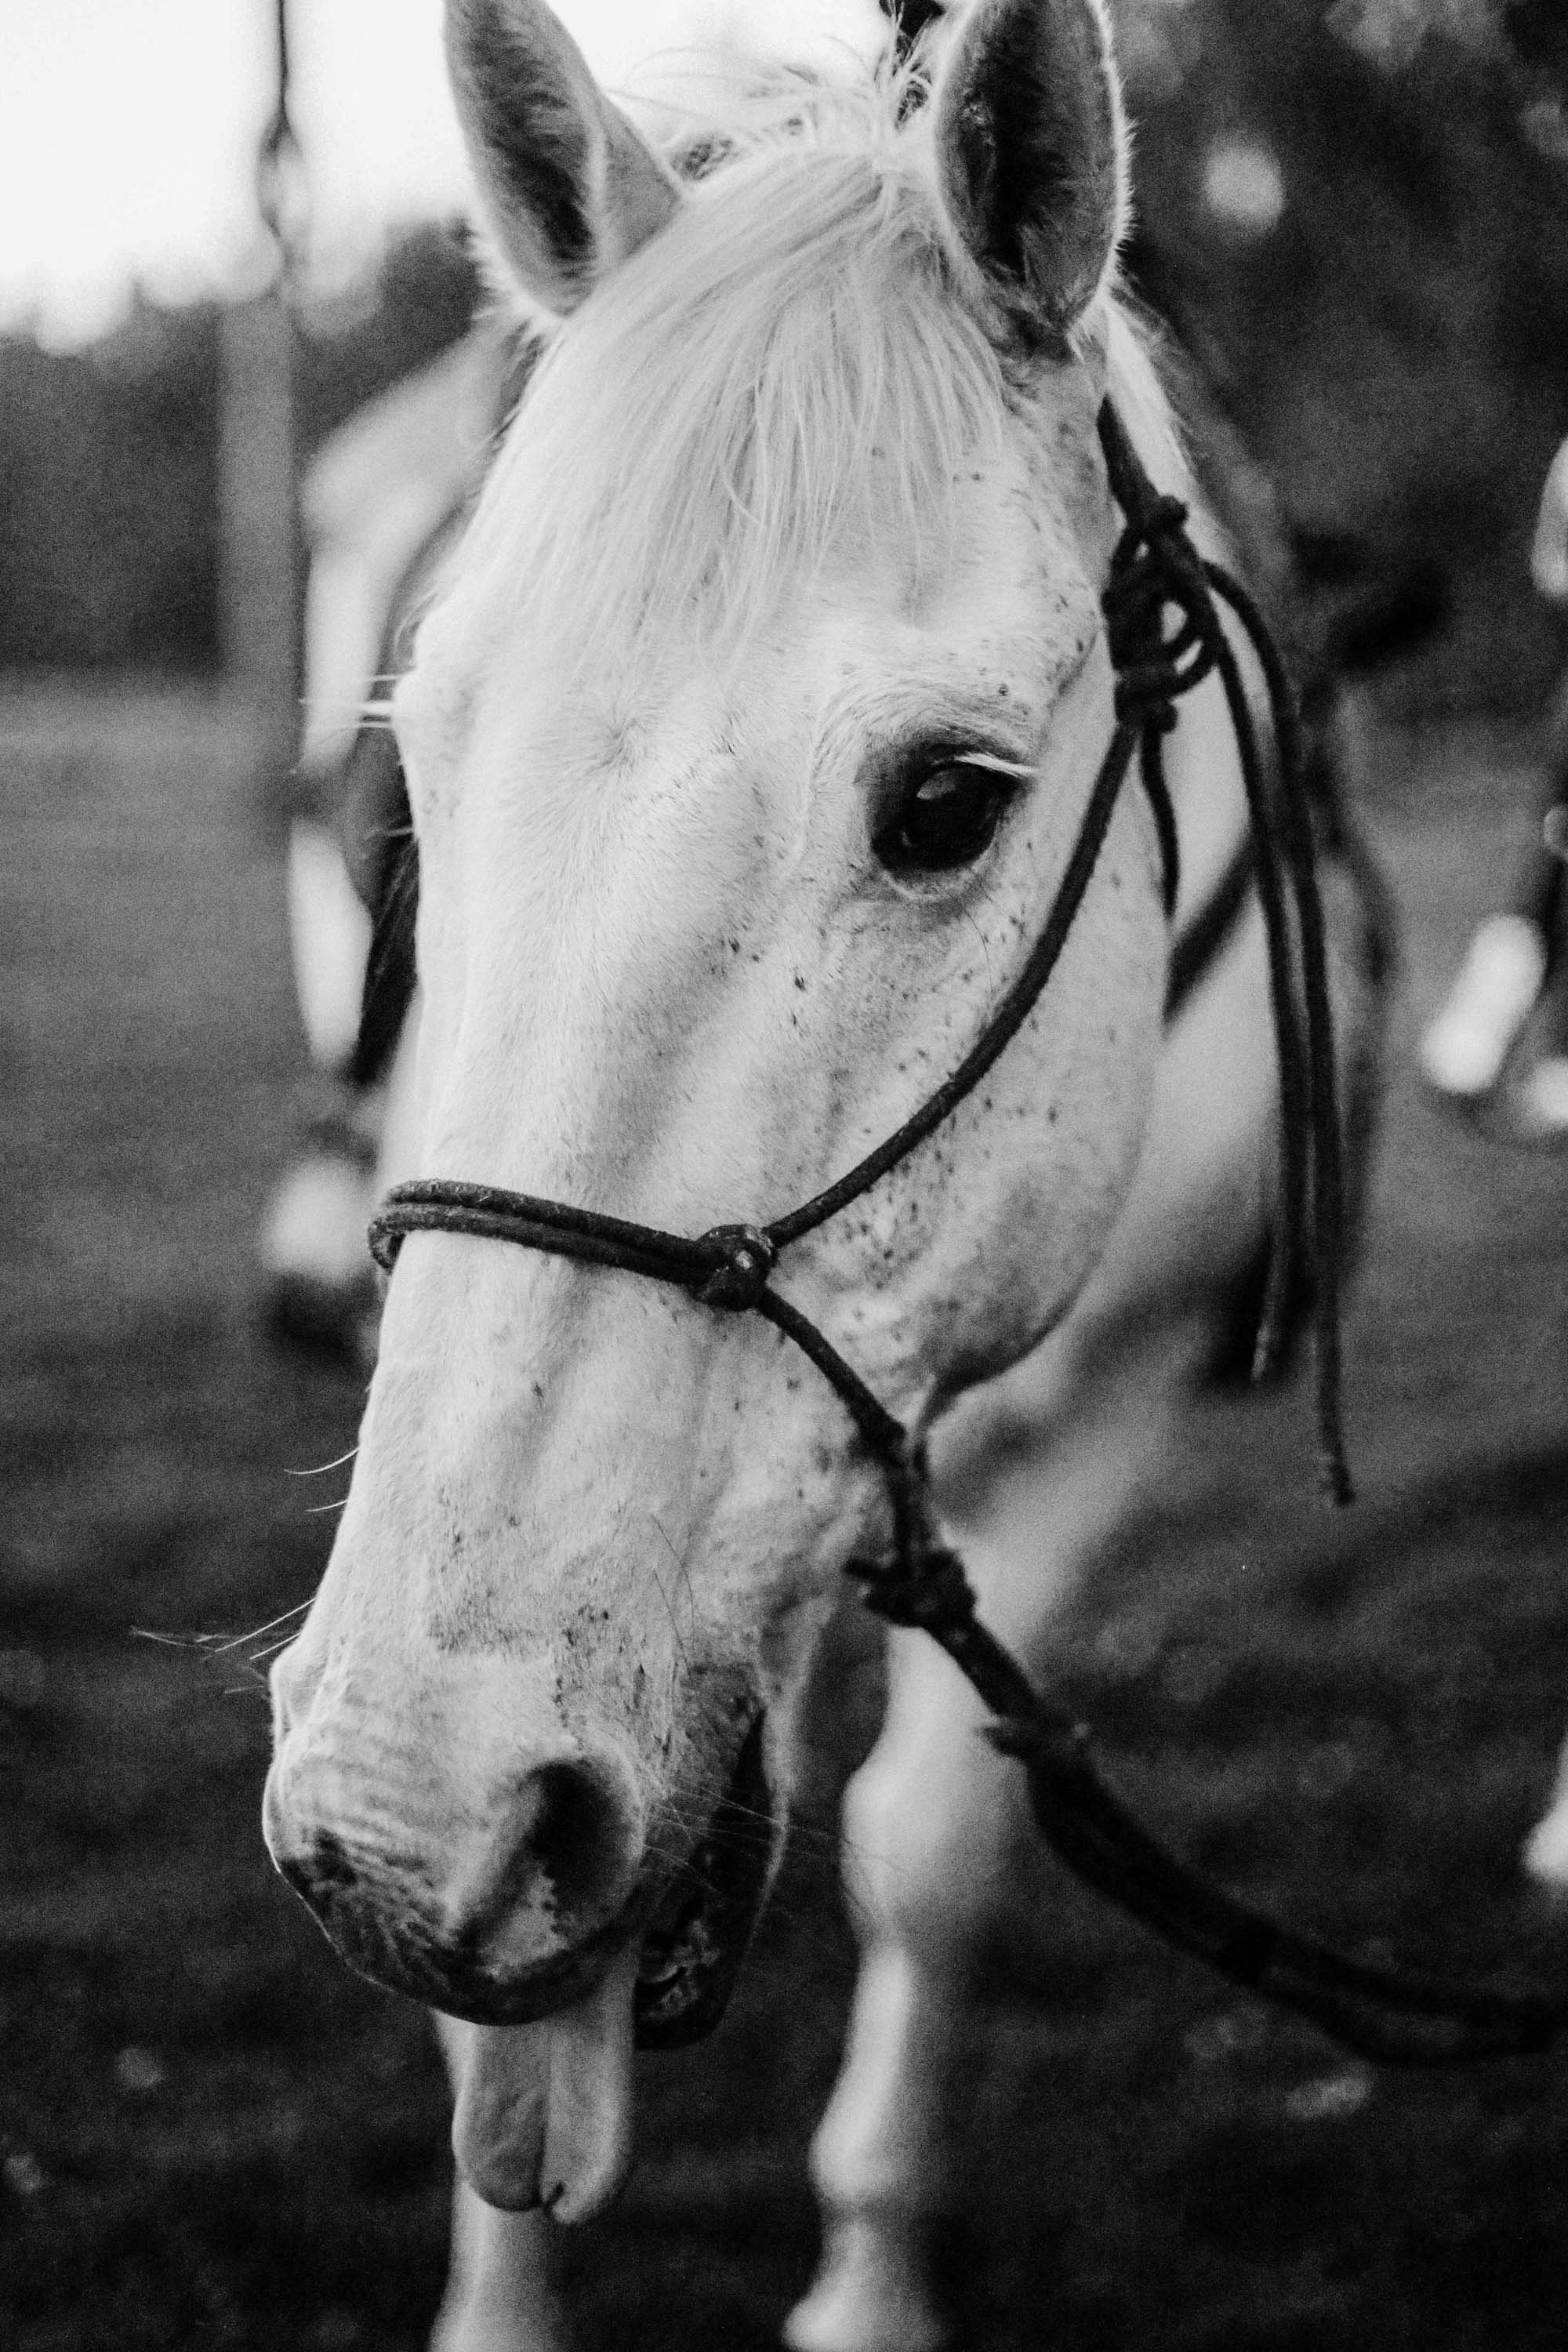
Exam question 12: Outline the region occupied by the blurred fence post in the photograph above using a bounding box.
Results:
[220,290,303,808]
[221,0,306,818]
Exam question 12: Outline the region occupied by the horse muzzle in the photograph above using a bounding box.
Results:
[264,1645,777,2038]
[263,1648,651,2020]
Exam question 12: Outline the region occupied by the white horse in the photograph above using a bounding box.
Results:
[263,5,1377,2347]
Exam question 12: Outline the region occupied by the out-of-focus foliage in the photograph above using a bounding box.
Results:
[1113,0,1568,706]
[0,226,479,675]
[0,301,223,673]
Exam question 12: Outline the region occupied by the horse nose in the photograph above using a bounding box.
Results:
[263,1734,646,1997]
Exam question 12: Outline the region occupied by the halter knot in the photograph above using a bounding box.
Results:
[1129,489,1190,544]
[1103,509,1223,728]
[1113,666,1188,725]
[694,1225,776,1310]
[851,1537,977,1636]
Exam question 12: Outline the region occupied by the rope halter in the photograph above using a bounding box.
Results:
[358,405,1565,2065]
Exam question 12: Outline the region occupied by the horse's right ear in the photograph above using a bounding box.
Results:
[445,0,681,318]
[931,0,1127,348]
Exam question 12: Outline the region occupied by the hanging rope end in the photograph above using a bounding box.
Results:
[1319,1446,1355,1509]
[1250,1319,1286,1387]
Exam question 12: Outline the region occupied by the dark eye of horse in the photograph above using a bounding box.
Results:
[876,761,1019,877]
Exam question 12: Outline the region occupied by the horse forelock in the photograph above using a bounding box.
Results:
[419,51,1183,716]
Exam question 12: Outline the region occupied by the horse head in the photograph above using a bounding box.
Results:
[265,0,1172,2215]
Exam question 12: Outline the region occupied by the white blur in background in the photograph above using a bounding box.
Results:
[1201,134,1287,238]
[0,0,890,349]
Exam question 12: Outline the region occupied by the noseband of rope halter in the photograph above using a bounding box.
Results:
[368,404,1563,2070]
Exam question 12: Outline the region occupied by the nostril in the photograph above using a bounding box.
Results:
[263,1765,357,1905]
[443,1757,642,1957]
[524,1762,633,1920]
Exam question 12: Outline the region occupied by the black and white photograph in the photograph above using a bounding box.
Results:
[6,2,1568,2346]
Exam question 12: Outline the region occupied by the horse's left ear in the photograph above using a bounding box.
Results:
[931,0,1128,347]
[445,0,681,318]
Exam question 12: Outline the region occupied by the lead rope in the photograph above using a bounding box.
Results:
[1095,405,1348,1499]
[368,402,1564,2063]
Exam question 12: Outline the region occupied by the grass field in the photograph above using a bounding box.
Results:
[5,683,1568,2350]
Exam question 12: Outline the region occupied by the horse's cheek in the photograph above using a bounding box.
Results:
[922,902,1165,1394]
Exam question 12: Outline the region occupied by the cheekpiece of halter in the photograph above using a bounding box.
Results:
[1102,491,1221,730]
[693,1225,775,1311]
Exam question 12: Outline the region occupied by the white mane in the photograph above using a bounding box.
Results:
[430,58,1191,693]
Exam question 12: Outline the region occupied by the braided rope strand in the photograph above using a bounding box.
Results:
[1207,561,1354,1501]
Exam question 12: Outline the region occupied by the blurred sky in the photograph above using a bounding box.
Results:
[1,0,886,347]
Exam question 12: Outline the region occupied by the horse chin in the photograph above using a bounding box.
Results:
[633,1711,779,2049]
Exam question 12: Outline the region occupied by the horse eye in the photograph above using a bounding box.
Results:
[875,761,1018,877]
